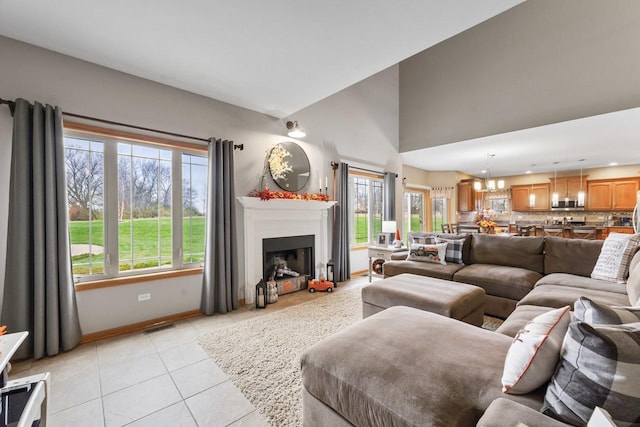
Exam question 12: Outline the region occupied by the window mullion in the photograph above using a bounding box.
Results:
[172,151,183,268]
[103,140,119,277]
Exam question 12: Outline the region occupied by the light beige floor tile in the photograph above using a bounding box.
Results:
[159,341,208,372]
[148,322,201,352]
[185,381,255,427]
[30,343,98,376]
[100,352,167,395]
[103,374,182,427]
[97,333,157,365]
[48,398,104,427]
[124,402,196,427]
[227,410,270,427]
[49,362,101,413]
[170,359,228,399]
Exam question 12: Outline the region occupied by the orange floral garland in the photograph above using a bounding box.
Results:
[251,189,331,202]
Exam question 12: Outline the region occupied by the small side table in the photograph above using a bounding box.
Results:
[368,246,407,282]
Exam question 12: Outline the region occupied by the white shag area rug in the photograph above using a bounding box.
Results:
[197,288,503,427]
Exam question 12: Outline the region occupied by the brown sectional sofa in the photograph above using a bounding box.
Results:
[383,233,619,318]
[300,233,640,426]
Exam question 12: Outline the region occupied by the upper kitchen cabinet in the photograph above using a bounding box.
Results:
[457,180,483,212]
[586,178,640,211]
[549,176,587,199]
[511,184,550,211]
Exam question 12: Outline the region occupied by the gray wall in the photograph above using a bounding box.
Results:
[0,36,400,333]
[400,0,640,152]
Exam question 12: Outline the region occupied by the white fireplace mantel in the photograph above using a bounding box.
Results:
[238,196,337,304]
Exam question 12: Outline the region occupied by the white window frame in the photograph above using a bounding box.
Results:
[65,128,207,283]
[349,171,385,247]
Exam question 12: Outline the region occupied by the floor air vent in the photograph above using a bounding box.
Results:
[144,322,175,334]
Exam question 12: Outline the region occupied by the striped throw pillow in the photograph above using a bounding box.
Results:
[542,322,640,426]
[574,297,640,324]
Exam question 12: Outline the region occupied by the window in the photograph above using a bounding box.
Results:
[64,128,208,282]
[403,190,426,242]
[488,198,509,214]
[349,172,383,246]
[431,197,447,232]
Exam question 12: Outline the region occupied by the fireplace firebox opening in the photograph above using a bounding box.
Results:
[262,235,314,295]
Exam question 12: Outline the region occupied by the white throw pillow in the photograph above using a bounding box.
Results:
[406,242,447,265]
[591,232,640,283]
[501,305,571,394]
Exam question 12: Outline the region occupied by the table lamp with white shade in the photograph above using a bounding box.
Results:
[382,220,402,248]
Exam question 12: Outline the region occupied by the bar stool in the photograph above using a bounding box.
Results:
[570,226,597,240]
[542,226,564,238]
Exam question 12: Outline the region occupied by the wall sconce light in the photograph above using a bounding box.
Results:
[286,121,306,138]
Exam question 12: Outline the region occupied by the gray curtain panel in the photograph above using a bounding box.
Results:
[384,171,396,221]
[1,98,82,359]
[332,162,350,282]
[201,138,238,315]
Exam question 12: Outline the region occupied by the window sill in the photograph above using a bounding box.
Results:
[74,267,204,291]
[350,244,370,251]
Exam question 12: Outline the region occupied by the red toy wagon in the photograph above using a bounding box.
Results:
[308,277,334,293]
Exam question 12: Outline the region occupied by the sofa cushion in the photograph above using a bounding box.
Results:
[501,306,571,395]
[574,297,640,324]
[406,242,447,265]
[300,307,545,427]
[536,273,628,295]
[478,398,571,427]
[383,259,465,281]
[518,284,632,310]
[496,305,556,338]
[591,232,640,283]
[437,237,465,264]
[454,264,542,301]
[470,234,545,274]
[543,236,603,277]
[542,322,640,426]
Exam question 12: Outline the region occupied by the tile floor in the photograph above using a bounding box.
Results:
[9,275,370,427]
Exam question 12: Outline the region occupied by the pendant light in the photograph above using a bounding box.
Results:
[529,164,536,208]
[551,162,559,207]
[577,159,585,207]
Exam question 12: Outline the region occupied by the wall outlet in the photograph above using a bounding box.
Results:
[138,293,151,302]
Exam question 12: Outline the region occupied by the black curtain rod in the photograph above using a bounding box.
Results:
[0,97,244,150]
[331,161,398,177]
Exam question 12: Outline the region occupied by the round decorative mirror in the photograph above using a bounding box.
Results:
[268,141,310,191]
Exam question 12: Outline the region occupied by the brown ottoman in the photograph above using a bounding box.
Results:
[362,273,485,326]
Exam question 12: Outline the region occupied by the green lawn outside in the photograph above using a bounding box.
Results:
[353,215,382,245]
[69,216,206,274]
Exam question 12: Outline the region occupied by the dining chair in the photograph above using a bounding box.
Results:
[450,224,459,234]
[570,226,598,240]
[542,226,564,238]
[441,224,451,233]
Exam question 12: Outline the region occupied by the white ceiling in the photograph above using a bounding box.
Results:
[2,1,636,177]
[0,0,521,118]
[401,107,640,177]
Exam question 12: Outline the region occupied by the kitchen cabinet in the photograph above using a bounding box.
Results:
[549,176,586,199]
[587,178,640,211]
[511,184,550,211]
[601,226,635,240]
[457,180,483,212]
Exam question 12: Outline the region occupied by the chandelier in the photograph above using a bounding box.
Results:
[473,153,505,192]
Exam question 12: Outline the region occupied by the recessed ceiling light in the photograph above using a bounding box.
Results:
[525,170,532,174]
[481,169,487,174]
[609,162,618,166]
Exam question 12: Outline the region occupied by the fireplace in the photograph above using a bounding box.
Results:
[238,196,337,304]
[263,235,314,294]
